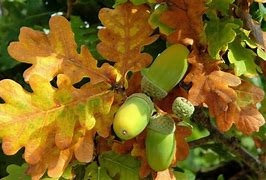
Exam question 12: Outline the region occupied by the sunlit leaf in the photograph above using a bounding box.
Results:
[8,16,116,84]
[0,74,114,178]
[228,38,259,77]
[97,3,158,82]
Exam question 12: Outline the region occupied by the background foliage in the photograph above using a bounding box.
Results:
[0,0,266,180]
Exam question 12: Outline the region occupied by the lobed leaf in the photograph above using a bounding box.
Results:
[0,74,114,178]
[207,0,235,15]
[228,38,260,77]
[205,18,241,59]
[185,51,265,134]
[159,0,206,45]
[97,3,158,82]
[2,163,31,180]
[84,161,112,180]
[99,151,141,180]
[8,16,116,84]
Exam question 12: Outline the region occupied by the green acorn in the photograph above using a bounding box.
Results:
[113,93,154,140]
[141,44,189,100]
[172,97,194,120]
[146,115,176,171]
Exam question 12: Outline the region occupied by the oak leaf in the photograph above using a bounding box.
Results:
[8,16,116,84]
[159,0,206,45]
[154,169,176,180]
[185,51,265,134]
[173,125,192,162]
[97,3,158,82]
[0,74,114,178]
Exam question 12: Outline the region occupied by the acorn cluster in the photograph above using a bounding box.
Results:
[113,44,195,171]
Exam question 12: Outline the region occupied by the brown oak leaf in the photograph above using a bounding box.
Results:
[160,0,206,45]
[185,51,265,134]
[173,125,192,162]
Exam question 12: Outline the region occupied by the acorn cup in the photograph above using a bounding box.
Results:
[141,44,189,100]
[113,93,154,140]
[172,97,195,120]
[145,115,176,171]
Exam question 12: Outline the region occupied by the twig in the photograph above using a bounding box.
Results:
[188,135,213,148]
[191,107,266,178]
[66,0,75,19]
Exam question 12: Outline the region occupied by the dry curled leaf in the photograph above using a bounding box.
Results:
[97,3,158,82]
[8,16,116,84]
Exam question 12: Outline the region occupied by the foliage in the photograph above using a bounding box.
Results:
[0,0,266,179]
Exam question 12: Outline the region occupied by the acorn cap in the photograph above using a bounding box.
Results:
[172,97,194,119]
[141,74,168,100]
[147,115,175,135]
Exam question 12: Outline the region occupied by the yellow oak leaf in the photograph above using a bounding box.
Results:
[27,130,96,179]
[97,3,159,82]
[0,74,114,178]
[8,16,116,84]
[159,0,206,45]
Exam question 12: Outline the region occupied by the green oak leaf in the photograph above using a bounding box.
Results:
[205,18,241,59]
[113,0,128,7]
[114,0,149,7]
[207,0,235,15]
[228,39,259,77]
[257,48,266,60]
[238,29,257,49]
[84,162,112,180]
[130,0,148,5]
[2,163,31,180]
[99,151,141,180]
[148,4,175,35]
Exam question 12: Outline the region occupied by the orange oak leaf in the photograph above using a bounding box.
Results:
[231,81,265,134]
[185,51,265,134]
[173,125,192,162]
[159,0,206,45]
[27,138,73,180]
[8,16,116,84]
[112,139,135,154]
[131,131,152,178]
[97,3,159,82]
[27,130,95,179]
[0,74,114,178]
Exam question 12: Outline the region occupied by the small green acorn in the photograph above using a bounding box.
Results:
[113,93,154,140]
[172,97,194,120]
[141,44,189,100]
[146,115,176,171]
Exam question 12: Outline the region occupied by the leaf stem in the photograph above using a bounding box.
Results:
[191,107,266,178]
